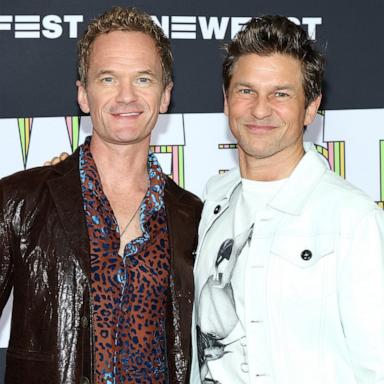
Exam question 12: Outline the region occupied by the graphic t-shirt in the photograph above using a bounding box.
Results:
[197,177,286,383]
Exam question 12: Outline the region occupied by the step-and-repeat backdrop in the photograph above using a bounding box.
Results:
[0,0,383,380]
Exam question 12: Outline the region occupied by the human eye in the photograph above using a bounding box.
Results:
[136,76,152,85]
[238,88,254,95]
[100,76,114,84]
[274,90,290,98]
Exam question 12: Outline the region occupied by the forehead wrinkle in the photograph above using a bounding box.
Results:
[89,32,162,68]
[230,56,304,92]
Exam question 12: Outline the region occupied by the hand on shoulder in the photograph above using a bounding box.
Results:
[44,152,69,166]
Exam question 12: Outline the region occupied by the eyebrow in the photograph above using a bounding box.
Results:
[232,82,254,89]
[273,85,296,91]
[136,70,156,76]
[93,69,157,78]
[233,82,296,91]
[93,69,116,78]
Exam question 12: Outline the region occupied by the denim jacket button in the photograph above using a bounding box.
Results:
[301,249,312,260]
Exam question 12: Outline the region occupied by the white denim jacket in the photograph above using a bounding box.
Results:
[191,143,384,384]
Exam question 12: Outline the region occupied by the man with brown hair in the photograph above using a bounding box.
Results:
[0,7,201,383]
[191,16,384,384]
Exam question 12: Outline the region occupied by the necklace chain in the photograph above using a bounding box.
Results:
[118,179,149,238]
[119,199,142,238]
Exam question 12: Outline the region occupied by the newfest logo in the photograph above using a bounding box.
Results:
[0,15,83,38]
[0,14,322,39]
[152,16,321,39]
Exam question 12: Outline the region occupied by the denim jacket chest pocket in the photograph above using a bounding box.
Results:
[270,234,336,303]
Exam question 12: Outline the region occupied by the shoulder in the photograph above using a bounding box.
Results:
[310,169,383,235]
[0,150,79,198]
[203,167,241,201]
[164,176,203,211]
[303,144,377,213]
[319,170,379,213]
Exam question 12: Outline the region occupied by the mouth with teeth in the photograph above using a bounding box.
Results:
[111,111,142,118]
[115,112,141,117]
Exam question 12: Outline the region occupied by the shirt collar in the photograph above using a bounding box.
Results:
[79,135,166,216]
[204,142,329,216]
[268,143,329,215]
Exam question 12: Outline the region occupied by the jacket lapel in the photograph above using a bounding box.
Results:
[164,177,200,278]
[47,151,90,279]
[163,176,202,383]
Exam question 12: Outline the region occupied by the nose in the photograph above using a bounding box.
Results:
[250,95,272,120]
[115,80,137,103]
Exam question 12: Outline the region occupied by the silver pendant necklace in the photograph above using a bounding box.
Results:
[119,200,142,238]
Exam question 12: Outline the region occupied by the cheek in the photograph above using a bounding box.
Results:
[89,87,115,104]
[274,103,302,121]
[150,94,165,113]
[88,99,101,118]
[91,95,112,114]
[228,100,249,119]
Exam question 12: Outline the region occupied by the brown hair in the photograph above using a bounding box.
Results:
[78,6,173,87]
[223,16,324,106]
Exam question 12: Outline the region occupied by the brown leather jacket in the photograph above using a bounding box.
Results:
[0,149,202,384]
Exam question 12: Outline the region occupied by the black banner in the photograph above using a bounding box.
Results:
[1,0,383,118]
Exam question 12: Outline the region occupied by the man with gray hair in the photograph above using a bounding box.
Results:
[191,16,384,383]
[0,7,201,383]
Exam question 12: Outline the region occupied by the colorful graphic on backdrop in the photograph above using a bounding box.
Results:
[218,143,237,174]
[13,115,185,188]
[150,145,185,187]
[315,142,345,177]
[217,142,346,178]
[4,111,383,208]
[65,116,81,152]
[379,140,384,209]
[17,117,33,168]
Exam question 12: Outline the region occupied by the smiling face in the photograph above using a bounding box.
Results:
[77,30,172,149]
[224,53,320,178]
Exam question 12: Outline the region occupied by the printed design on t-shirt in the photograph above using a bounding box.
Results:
[197,225,254,383]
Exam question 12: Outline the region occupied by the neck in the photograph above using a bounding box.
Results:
[239,144,304,181]
[90,135,149,190]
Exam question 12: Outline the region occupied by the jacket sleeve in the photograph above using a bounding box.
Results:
[339,206,384,383]
[0,187,14,316]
